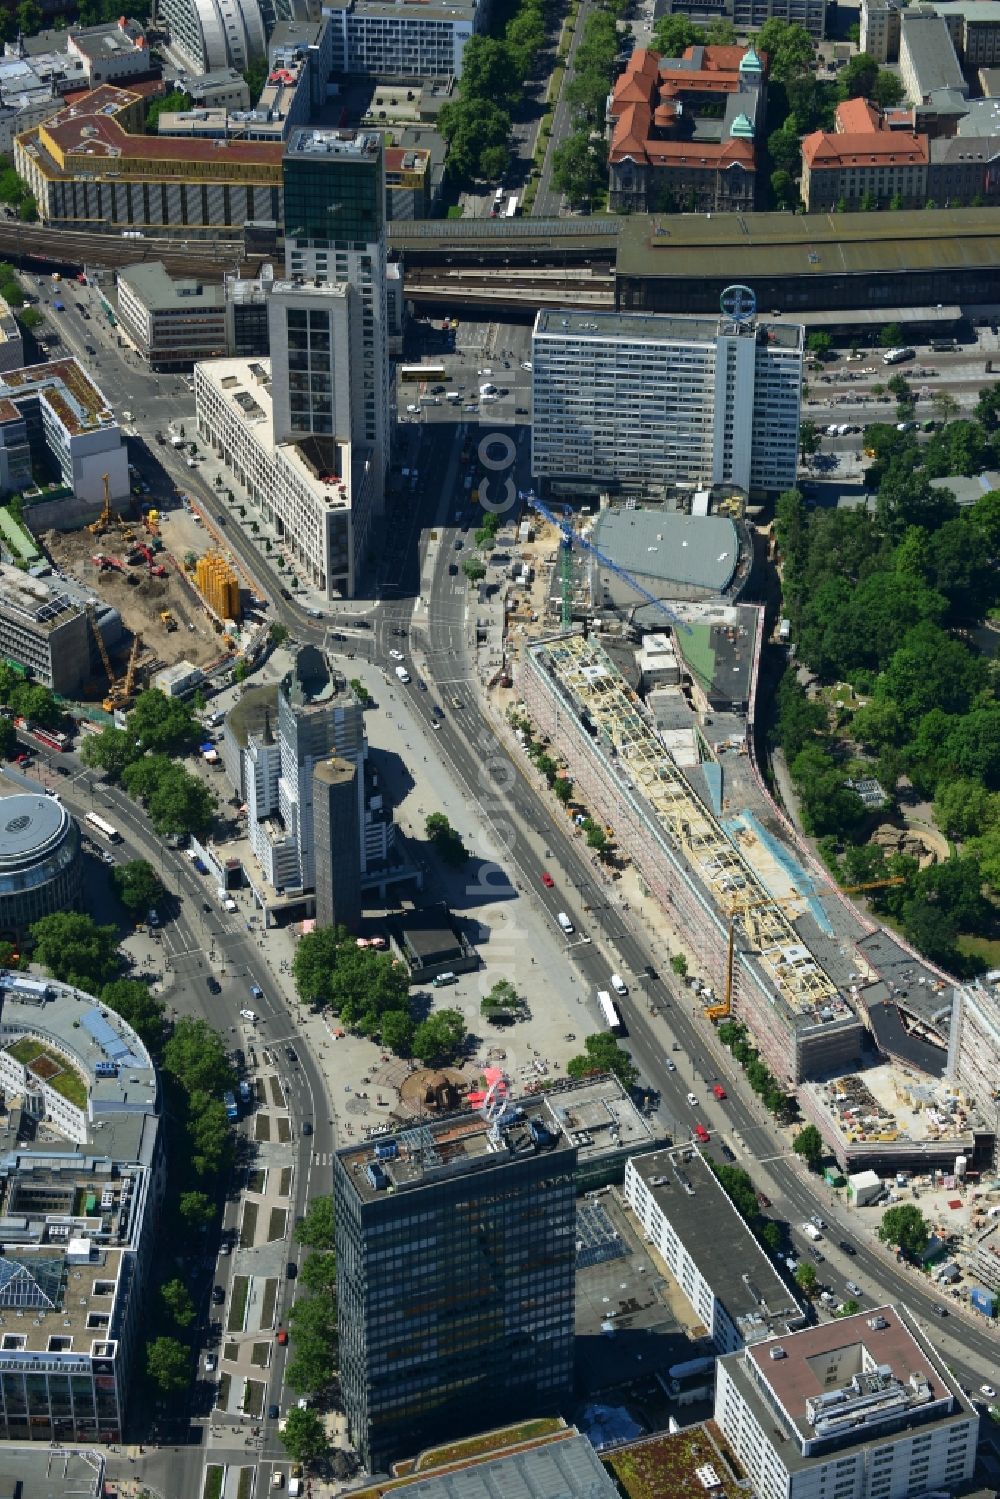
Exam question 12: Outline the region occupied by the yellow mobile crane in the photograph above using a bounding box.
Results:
[708,878,908,1022]
[87,605,142,713]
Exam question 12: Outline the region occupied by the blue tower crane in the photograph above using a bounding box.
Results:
[520,491,693,635]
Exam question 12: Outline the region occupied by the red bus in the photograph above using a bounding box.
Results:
[31,727,70,751]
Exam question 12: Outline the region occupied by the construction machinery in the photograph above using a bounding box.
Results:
[160,611,177,632]
[521,489,693,636]
[92,553,124,573]
[87,474,116,537]
[87,605,143,713]
[710,878,908,1022]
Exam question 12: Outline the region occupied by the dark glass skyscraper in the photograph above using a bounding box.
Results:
[334,1105,577,1473]
[281,129,391,513]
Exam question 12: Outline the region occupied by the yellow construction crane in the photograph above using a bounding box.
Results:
[709,878,908,1022]
[87,474,115,537]
[122,632,142,703]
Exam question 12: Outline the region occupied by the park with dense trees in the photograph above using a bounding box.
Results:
[771,400,1000,973]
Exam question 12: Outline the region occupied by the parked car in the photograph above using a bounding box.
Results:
[845,1280,863,1297]
[211,1286,225,1305]
[719,1143,736,1162]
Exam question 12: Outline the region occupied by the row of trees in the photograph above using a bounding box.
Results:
[0,159,37,223]
[716,1021,795,1120]
[553,4,625,205]
[439,0,554,186]
[291,925,468,1065]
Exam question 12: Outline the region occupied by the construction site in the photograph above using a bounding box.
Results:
[38,480,248,710]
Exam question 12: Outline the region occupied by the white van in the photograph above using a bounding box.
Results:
[610,973,628,997]
[557,911,574,935]
[446,391,460,402]
[395,665,411,684]
[802,1222,822,1242]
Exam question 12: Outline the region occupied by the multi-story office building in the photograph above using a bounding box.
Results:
[932,0,1000,67]
[158,0,268,73]
[325,0,483,80]
[800,100,930,211]
[335,1098,577,1472]
[653,0,825,42]
[283,129,392,512]
[0,566,90,696]
[267,278,363,444]
[861,0,902,61]
[232,645,393,904]
[116,263,227,371]
[947,978,1000,1165]
[624,1146,805,1354]
[531,308,803,497]
[313,756,362,929]
[195,354,376,597]
[899,12,968,103]
[0,969,161,1442]
[0,358,128,505]
[715,1305,979,1499]
[14,84,283,235]
[520,631,866,1085]
[0,294,24,376]
[0,790,82,938]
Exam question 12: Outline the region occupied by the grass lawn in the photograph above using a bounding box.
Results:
[279,1167,292,1197]
[277,1116,291,1143]
[240,1202,258,1248]
[224,1341,239,1363]
[269,1077,285,1108]
[606,1429,745,1499]
[255,1115,271,1142]
[242,1378,264,1418]
[203,1465,224,1499]
[251,1340,271,1368]
[958,933,1000,966]
[237,1468,254,1499]
[216,1373,230,1412]
[248,1169,266,1194]
[255,1077,266,1104]
[227,1275,249,1333]
[4,1037,87,1109]
[268,1207,287,1242]
[260,1277,278,1330]
[416,1420,564,1472]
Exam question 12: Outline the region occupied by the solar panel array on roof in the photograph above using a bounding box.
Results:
[81,1009,144,1070]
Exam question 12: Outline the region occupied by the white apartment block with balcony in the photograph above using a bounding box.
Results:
[715,1306,978,1499]
[530,309,803,496]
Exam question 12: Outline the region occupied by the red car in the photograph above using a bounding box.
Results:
[712,1084,727,1100]
[540,871,554,888]
[693,1123,711,1144]
[276,1329,288,1346]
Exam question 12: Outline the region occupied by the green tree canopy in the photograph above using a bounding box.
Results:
[160,1278,195,1328]
[295,1195,335,1252]
[566,1033,638,1088]
[412,1008,467,1066]
[29,912,118,989]
[100,979,166,1054]
[792,1123,824,1168]
[146,1336,189,1393]
[178,1190,215,1232]
[552,131,606,203]
[80,726,139,779]
[877,1203,929,1260]
[755,18,815,80]
[299,1251,337,1295]
[795,1262,818,1295]
[280,1405,329,1465]
[651,16,706,53]
[112,859,163,918]
[425,812,469,866]
[128,690,198,754]
[379,1008,415,1055]
[163,1017,235,1096]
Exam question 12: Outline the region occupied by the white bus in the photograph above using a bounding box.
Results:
[505,195,519,218]
[399,363,446,384]
[597,990,624,1035]
[85,812,121,844]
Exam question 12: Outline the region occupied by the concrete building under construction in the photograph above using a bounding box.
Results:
[519,631,863,1083]
[195,551,241,622]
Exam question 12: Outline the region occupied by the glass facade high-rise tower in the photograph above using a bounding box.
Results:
[282,129,392,514]
[334,1104,577,1474]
